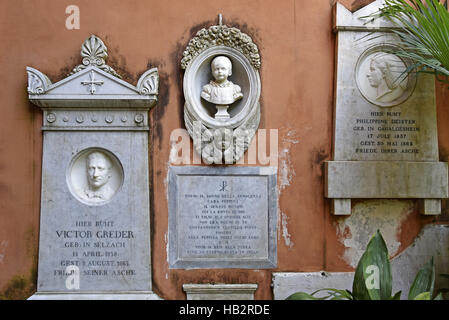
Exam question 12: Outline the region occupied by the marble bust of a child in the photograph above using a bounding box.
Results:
[201,56,243,106]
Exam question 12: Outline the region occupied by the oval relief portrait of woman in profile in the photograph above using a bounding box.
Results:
[356,45,416,107]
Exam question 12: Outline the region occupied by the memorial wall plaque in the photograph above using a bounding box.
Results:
[181,15,261,164]
[27,35,160,299]
[326,1,448,215]
[168,166,277,269]
[335,42,434,162]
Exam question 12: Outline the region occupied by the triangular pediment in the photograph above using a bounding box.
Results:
[27,35,159,109]
[335,0,397,31]
[39,66,139,97]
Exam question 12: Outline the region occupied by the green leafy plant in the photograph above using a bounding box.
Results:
[366,0,449,83]
[286,230,443,300]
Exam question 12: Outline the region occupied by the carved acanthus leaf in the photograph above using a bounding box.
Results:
[70,35,121,78]
[181,24,261,70]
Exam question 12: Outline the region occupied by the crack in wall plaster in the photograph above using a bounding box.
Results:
[0,240,8,264]
[281,212,294,249]
[336,199,413,268]
[284,130,300,145]
[278,130,299,192]
[279,148,292,191]
[277,130,299,248]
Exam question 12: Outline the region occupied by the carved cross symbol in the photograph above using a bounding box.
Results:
[219,181,228,192]
[81,71,104,94]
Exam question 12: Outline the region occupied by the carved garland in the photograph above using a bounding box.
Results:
[181,18,261,164]
[181,24,261,70]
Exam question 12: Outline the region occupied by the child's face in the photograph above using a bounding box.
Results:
[211,58,231,83]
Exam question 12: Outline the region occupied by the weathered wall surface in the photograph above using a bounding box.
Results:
[0,0,448,299]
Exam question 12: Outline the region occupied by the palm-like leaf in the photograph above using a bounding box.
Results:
[370,0,449,81]
[352,230,393,300]
[408,257,435,300]
[286,288,354,300]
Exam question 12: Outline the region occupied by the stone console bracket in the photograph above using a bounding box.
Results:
[325,161,448,215]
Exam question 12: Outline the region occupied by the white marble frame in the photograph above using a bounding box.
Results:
[168,166,278,269]
[355,43,417,107]
[66,147,125,206]
[183,44,261,164]
[184,46,261,130]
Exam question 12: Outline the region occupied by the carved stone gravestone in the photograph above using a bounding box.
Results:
[181,15,261,164]
[27,35,160,299]
[168,17,277,274]
[168,166,277,269]
[326,1,448,215]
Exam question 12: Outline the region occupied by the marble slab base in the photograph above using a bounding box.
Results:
[28,291,162,300]
[183,284,257,300]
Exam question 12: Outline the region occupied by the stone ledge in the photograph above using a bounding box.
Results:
[325,161,448,199]
[183,284,258,300]
[28,291,162,300]
[272,272,354,300]
[272,224,449,300]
